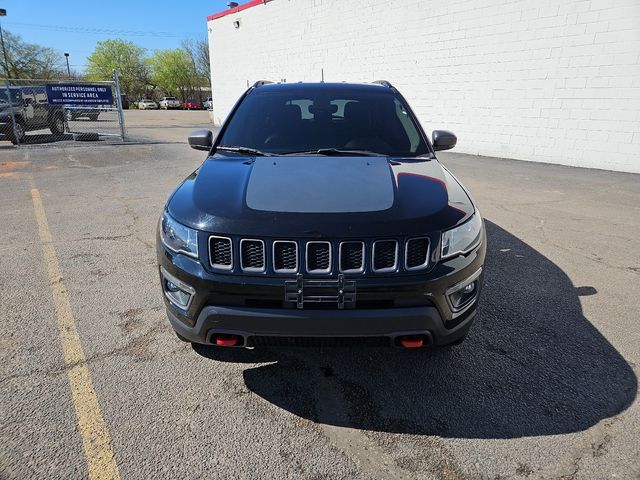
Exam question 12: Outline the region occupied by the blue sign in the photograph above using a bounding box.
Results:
[45,84,114,105]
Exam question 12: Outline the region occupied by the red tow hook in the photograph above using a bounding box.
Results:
[399,335,424,348]
[214,334,240,347]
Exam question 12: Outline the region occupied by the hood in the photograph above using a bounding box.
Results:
[0,102,15,113]
[168,155,474,238]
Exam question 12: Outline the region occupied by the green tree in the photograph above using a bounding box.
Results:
[1,30,64,79]
[149,48,197,101]
[86,39,148,97]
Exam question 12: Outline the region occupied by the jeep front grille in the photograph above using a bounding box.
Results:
[273,240,298,273]
[372,240,398,272]
[339,241,365,273]
[208,236,431,274]
[240,239,265,272]
[306,241,331,274]
[405,237,430,270]
[209,236,232,270]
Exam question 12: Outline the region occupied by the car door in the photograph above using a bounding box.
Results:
[19,88,37,128]
[20,87,47,129]
[32,87,51,128]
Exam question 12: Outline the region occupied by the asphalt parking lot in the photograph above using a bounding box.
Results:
[1,110,638,479]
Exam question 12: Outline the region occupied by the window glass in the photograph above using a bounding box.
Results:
[219,86,429,157]
[395,101,421,152]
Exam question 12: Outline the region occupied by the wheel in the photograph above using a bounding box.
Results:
[49,114,65,136]
[441,334,467,347]
[9,119,26,144]
[176,332,189,342]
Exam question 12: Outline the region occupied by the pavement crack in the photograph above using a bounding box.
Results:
[79,233,133,241]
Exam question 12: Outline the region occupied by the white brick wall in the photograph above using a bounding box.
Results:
[208,0,640,173]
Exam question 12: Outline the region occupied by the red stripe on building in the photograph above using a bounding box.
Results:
[207,0,268,21]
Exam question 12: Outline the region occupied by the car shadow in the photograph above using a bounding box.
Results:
[22,133,75,144]
[0,133,75,146]
[193,220,637,439]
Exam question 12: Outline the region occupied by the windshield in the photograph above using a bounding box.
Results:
[218,86,430,157]
[0,89,21,104]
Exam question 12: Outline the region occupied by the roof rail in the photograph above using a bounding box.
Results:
[372,80,393,88]
[252,80,274,88]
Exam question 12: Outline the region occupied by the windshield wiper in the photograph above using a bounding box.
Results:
[216,145,273,156]
[283,148,386,156]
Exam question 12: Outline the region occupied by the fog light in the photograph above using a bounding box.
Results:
[463,282,475,294]
[446,269,482,313]
[161,267,195,310]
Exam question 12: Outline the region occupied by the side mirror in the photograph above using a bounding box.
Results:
[432,130,457,151]
[188,130,213,151]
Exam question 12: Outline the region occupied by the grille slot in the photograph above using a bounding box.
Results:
[240,239,265,272]
[209,236,233,270]
[405,237,430,270]
[306,241,332,274]
[339,241,365,273]
[372,240,398,272]
[273,241,298,273]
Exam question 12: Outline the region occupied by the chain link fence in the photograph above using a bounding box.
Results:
[0,70,126,146]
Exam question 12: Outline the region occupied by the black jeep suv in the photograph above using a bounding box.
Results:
[157,81,486,349]
[0,86,65,143]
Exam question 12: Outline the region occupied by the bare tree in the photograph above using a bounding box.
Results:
[181,38,210,83]
[2,30,65,79]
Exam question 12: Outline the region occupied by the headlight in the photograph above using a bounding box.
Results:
[160,211,199,258]
[441,212,482,259]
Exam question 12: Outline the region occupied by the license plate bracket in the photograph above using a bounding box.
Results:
[285,274,356,309]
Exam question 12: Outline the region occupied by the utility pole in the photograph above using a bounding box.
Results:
[0,9,10,79]
[64,52,70,77]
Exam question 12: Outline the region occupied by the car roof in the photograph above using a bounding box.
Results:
[252,82,392,94]
[8,85,45,91]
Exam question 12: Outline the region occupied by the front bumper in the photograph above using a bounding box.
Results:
[157,231,485,347]
[167,303,476,347]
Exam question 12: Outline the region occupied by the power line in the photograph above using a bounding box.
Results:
[4,22,203,38]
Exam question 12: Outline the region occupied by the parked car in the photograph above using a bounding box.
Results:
[137,99,158,110]
[65,105,107,121]
[157,81,486,349]
[203,97,213,110]
[0,85,65,144]
[159,96,181,110]
[183,99,202,110]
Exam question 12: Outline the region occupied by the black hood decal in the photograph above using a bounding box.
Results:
[246,156,394,213]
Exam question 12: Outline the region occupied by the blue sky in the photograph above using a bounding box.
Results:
[0,0,230,71]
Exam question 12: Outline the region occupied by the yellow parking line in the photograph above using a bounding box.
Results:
[31,188,120,480]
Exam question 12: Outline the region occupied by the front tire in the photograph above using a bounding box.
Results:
[9,119,26,144]
[50,114,65,136]
[176,332,190,342]
[441,334,467,348]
